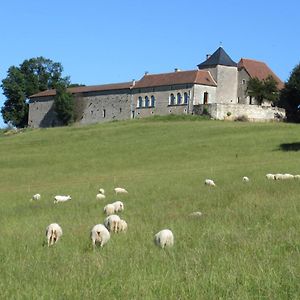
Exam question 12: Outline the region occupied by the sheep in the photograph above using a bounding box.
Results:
[282,173,294,180]
[242,176,250,182]
[104,203,115,216]
[91,224,110,247]
[154,229,174,248]
[266,173,275,180]
[294,174,300,179]
[54,195,71,203]
[204,179,216,187]
[99,188,105,195]
[189,211,203,217]
[104,214,121,233]
[112,201,124,212]
[30,193,41,201]
[96,193,106,200]
[118,219,128,232]
[114,187,128,195]
[46,223,63,247]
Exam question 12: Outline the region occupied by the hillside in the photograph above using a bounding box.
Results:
[1,116,299,299]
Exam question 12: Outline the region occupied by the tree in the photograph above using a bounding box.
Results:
[53,83,74,125]
[279,63,300,122]
[246,75,279,105]
[1,57,69,127]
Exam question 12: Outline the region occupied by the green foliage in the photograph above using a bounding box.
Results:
[1,57,69,128]
[246,75,279,105]
[0,120,300,298]
[54,83,74,125]
[279,63,300,122]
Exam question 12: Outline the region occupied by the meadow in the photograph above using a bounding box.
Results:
[0,116,299,299]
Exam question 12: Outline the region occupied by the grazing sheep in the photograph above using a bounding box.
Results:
[104,214,121,232]
[91,224,110,247]
[114,187,128,195]
[242,176,250,182]
[282,173,294,180]
[154,229,174,248]
[46,223,63,247]
[204,179,216,187]
[96,193,106,200]
[294,175,300,179]
[104,203,115,216]
[189,211,203,217]
[118,219,128,232]
[54,195,71,203]
[31,193,41,201]
[99,188,105,195]
[112,201,124,212]
[266,173,275,180]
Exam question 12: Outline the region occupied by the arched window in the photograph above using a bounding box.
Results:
[177,93,182,105]
[145,96,149,107]
[203,92,209,104]
[169,93,175,105]
[138,96,143,108]
[184,92,189,104]
[151,95,155,107]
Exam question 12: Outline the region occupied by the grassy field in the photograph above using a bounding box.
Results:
[0,116,300,299]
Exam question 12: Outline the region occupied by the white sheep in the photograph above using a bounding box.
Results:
[189,211,203,217]
[282,173,294,180]
[96,193,106,200]
[118,219,128,232]
[112,201,124,212]
[103,203,115,216]
[99,188,105,195]
[104,214,121,232]
[242,176,250,182]
[91,224,110,247]
[204,179,216,187]
[266,173,275,180]
[30,193,41,201]
[114,187,128,194]
[54,195,71,203]
[294,174,300,179]
[154,229,174,248]
[46,223,63,247]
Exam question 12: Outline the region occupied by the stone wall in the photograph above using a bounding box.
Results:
[193,103,286,121]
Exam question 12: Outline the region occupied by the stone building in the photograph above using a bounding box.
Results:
[28,47,285,128]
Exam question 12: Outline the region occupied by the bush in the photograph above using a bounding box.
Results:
[234,115,249,122]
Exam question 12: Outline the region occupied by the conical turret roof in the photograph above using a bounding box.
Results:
[197,47,237,69]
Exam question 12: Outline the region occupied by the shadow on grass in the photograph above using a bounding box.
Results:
[279,142,300,151]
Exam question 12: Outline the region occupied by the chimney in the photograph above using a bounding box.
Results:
[206,54,211,60]
[144,71,149,75]
[174,68,181,72]
[131,79,136,87]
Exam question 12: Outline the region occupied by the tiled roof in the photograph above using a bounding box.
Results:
[30,82,133,98]
[133,70,217,89]
[197,47,237,69]
[238,58,284,89]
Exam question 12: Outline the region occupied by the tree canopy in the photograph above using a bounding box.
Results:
[246,75,279,105]
[279,63,300,122]
[1,57,69,127]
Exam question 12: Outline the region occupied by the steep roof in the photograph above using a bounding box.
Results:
[133,70,217,89]
[30,82,133,98]
[197,47,237,69]
[238,58,284,89]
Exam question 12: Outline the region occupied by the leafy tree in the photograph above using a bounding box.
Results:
[1,57,69,127]
[279,63,300,122]
[54,83,74,125]
[246,75,279,105]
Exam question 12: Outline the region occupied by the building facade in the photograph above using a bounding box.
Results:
[28,47,285,128]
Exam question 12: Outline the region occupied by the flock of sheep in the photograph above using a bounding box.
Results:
[32,187,174,249]
[34,173,300,249]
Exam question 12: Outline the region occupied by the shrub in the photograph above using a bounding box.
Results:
[234,115,249,122]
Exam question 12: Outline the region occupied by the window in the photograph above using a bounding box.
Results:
[138,96,143,108]
[103,109,106,118]
[151,95,155,107]
[145,96,149,107]
[177,93,182,105]
[203,92,208,104]
[169,93,175,105]
[184,92,188,104]
[242,79,246,85]
[119,108,122,113]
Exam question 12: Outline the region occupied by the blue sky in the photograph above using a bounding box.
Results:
[0,0,299,127]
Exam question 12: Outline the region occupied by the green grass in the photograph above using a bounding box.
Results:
[0,117,300,299]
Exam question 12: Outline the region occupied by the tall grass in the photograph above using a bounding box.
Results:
[0,118,299,299]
